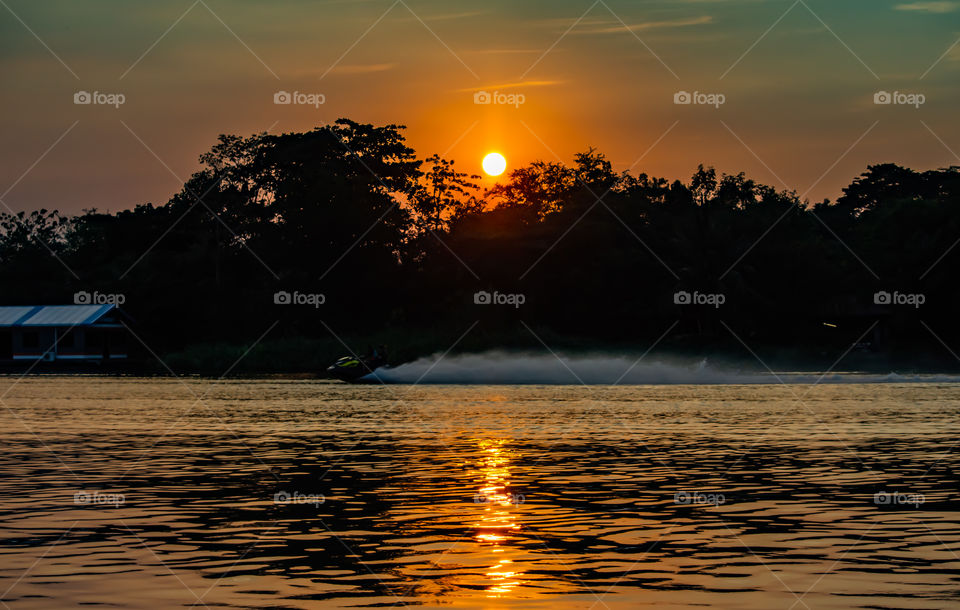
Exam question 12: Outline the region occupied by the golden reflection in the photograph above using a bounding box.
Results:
[473,438,526,597]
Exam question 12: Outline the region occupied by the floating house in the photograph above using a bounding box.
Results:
[0,305,129,362]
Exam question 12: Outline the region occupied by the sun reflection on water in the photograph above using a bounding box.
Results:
[473,438,526,597]
[4,381,960,609]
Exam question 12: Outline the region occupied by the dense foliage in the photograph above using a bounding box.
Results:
[2,119,958,371]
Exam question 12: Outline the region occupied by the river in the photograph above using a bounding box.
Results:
[1,378,958,609]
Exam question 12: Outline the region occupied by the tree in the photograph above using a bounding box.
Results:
[690,165,718,207]
[410,154,481,232]
[488,160,575,221]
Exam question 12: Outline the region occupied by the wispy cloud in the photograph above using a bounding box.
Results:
[571,15,713,35]
[328,63,394,75]
[459,80,564,93]
[472,48,543,55]
[895,1,960,13]
[397,10,486,22]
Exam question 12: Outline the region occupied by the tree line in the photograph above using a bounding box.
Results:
[2,119,958,371]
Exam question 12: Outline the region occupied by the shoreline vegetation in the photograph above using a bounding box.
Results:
[2,119,959,377]
[1,336,957,378]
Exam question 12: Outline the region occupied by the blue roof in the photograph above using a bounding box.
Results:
[0,305,117,327]
[0,306,37,326]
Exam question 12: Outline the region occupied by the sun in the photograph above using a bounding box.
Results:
[482,152,507,177]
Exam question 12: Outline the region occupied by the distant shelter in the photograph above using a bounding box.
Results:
[0,305,129,363]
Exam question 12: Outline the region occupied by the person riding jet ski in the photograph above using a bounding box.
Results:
[326,345,387,382]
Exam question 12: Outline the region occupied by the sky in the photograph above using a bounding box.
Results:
[1,0,958,215]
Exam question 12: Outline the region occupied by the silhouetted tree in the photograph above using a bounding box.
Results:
[410,154,481,232]
[1,119,958,369]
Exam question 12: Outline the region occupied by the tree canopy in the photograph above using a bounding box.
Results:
[2,120,958,370]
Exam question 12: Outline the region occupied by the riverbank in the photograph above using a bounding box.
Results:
[4,330,956,378]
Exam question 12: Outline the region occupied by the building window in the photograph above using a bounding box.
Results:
[22,332,39,349]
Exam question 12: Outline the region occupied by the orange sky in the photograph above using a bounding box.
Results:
[0,0,958,214]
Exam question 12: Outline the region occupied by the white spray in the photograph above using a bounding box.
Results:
[366,351,960,385]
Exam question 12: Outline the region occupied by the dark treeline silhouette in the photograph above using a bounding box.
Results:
[2,119,959,372]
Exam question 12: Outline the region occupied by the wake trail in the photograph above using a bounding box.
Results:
[366,351,960,385]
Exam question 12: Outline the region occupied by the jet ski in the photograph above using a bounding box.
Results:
[326,353,386,383]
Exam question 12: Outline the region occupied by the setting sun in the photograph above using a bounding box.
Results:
[483,152,507,177]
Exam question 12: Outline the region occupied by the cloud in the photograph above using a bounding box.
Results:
[471,48,542,55]
[573,16,714,34]
[459,80,564,93]
[327,63,394,75]
[396,10,486,22]
[894,1,960,13]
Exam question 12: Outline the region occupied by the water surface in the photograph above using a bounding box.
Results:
[1,378,959,609]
